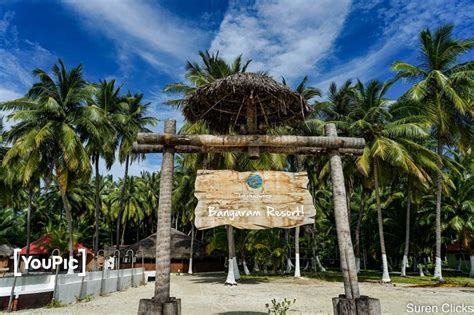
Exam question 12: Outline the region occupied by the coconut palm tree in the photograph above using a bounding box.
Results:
[2,161,40,259]
[392,25,474,279]
[0,118,8,202]
[0,117,6,161]
[112,176,153,245]
[2,60,92,270]
[442,151,474,276]
[313,80,355,133]
[2,116,45,259]
[279,76,321,277]
[164,50,251,107]
[0,207,25,246]
[350,79,434,282]
[115,93,157,248]
[81,79,121,261]
[172,160,198,273]
[165,50,254,285]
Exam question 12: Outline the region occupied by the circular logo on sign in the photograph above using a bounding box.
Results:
[247,174,263,189]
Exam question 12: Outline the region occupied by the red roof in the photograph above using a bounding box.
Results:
[445,238,474,253]
[20,235,92,255]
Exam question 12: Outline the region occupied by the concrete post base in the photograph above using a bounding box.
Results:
[332,295,381,315]
[138,297,181,315]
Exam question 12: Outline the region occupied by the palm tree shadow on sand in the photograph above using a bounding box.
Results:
[186,273,269,285]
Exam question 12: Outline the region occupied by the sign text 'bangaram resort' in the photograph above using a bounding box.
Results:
[194,170,316,230]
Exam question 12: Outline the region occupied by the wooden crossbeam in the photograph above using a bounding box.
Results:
[136,133,365,150]
[132,144,364,156]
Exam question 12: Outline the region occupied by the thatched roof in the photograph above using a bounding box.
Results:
[122,228,204,260]
[0,244,14,257]
[184,73,310,133]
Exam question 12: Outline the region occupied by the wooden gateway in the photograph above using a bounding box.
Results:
[134,72,379,315]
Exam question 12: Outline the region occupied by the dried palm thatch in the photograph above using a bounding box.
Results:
[184,72,310,133]
[122,228,204,260]
[0,244,14,257]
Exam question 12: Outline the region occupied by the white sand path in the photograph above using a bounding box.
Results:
[17,273,474,314]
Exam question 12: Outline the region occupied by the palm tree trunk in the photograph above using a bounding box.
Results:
[326,124,360,299]
[316,255,326,272]
[469,251,474,277]
[26,188,33,258]
[94,152,101,271]
[374,159,391,283]
[22,188,33,275]
[116,154,129,250]
[153,120,175,303]
[121,220,127,245]
[285,229,293,273]
[434,138,443,280]
[188,224,194,274]
[355,189,364,273]
[253,256,260,272]
[418,263,425,277]
[225,224,240,280]
[456,255,462,272]
[225,225,237,285]
[346,179,352,223]
[294,226,301,277]
[60,189,74,274]
[401,185,412,277]
[232,232,240,280]
[242,259,250,275]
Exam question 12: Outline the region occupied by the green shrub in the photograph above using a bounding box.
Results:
[45,299,63,308]
[265,298,296,314]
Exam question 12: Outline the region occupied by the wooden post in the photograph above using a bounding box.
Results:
[138,119,180,315]
[246,96,257,133]
[246,96,260,159]
[325,123,360,300]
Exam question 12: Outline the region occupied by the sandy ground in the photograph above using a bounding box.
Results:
[17,273,474,315]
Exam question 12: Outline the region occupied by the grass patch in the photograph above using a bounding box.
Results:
[45,299,63,308]
[76,294,94,303]
[243,270,474,287]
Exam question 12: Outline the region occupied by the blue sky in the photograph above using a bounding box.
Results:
[1,0,473,177]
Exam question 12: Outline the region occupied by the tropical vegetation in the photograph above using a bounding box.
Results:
[0,25,472,281]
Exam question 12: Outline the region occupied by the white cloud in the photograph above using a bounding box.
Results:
[0,11,55,130]
[146,90,185,132]
[63,0,210,78]
[0,12,55,91]
[315,0,474,91]
[0,87,22,130]
[210,0,351,82]
[0,87,21,102]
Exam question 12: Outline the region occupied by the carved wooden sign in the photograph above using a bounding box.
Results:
[194,170,316,230]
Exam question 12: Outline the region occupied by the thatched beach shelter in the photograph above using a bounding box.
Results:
[125,228,203,260]
[184,72,311,133]
[122,228,224,273]
[0,245,13,257]
[0,244,13,271]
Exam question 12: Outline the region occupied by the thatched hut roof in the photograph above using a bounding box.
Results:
[0,244,14,257]
[184,73,310,133]
[123,228,204,260]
